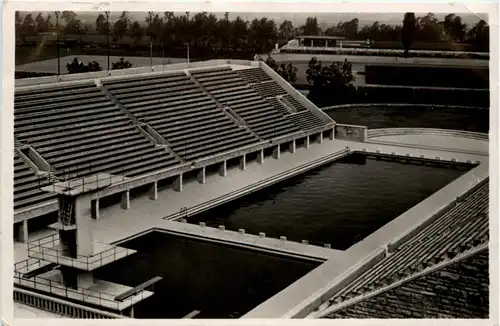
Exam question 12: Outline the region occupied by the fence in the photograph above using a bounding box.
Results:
[13,287,129,318]
[14,267,150,312]
[27,233,135,270]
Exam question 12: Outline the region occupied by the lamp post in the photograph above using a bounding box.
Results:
[54,11,60,76]
[105,11,110,72]
[185,42,190,68]
[150,35,153,71]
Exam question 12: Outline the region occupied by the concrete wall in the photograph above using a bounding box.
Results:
[286,248,386,319]
[335,124,367,142]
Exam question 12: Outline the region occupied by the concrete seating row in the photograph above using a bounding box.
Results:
[325,249,489,318]
[14,84,181,179]
[283,95,308,112]
[191,69,301,140]
[367,128,489,141]
[327,180,489,305]
[102,70,260,161]
[251,81,288,98]
[236,67,273,84]
[266,97,292,115]
[286,111,326,131]
[13,152,57,211]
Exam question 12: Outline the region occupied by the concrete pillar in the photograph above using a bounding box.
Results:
[317,132,323,144]
[18,220,28,244]
[91,199,100,219]
[121,190,130,210]
[173,174,183,192]
[311,39,314,47]
[257,150,264,164]
[149,181,158,200]
[219,161,227,177]
[129,306,134,318]
[305,135,310,148]
[273,144,281,159]
[289,139,296,153]
[197,167,206,184]
[76,272,94,289]
[329,128,335,140]
[239,155,246,170]
[325,39,328,48]
[74,197,94,256]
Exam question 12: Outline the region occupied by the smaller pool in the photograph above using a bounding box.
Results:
[95,231,320,319]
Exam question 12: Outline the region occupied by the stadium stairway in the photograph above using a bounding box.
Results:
[13,150,58,211]
[186,70,264,141]
[236,67,324,133]
[191,67,302,140]
[14,82,182,179]
[100,72,261,162]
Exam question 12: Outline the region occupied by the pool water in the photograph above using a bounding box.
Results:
[95,232,320,319]
[188,154,469,249]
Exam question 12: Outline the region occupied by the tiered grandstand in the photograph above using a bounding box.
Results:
[14,82,181,179]
[13,151,57,211]
[310,179,489,319]
[13,61,333,221]
[101,72,260,161]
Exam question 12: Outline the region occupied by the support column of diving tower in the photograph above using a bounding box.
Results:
[23,173,162,317]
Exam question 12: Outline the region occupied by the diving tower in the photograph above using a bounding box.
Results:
[14,173,162,317]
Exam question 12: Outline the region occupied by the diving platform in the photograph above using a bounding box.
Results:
[14,269,154,311]
[115,276,163,302]
[41,173,128,196]
[27,233,136,271]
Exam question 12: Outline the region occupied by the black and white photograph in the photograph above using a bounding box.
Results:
[1,2,498,323]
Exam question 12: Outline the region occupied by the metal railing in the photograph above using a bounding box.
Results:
[27,233,135,270]
[14,287,129,319]
[14,270,151,312]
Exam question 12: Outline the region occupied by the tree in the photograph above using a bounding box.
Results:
[443,14,466,42]
[113,11,130,44]
[231,16,248,47]
[61,11,81,34]
[20,13,36,39]
[302,17,320,35]
[416,13,443,42]
[96,13,110,35]
[145,11,164,45]
[249,17,278,53]
[401,12,416,58]
[279,20,294,42]
[468,19,489,52]
[306,57,355,106]
[265,55,297,83]
[35,13,47,33]
[129,21,144,47]
[112,57,133,70]
[66,57,102,74]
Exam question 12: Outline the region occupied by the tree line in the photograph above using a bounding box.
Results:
[16,11,489,54]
